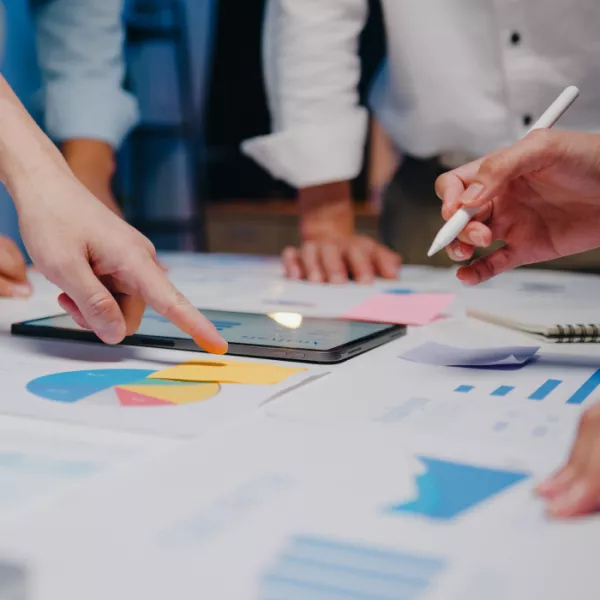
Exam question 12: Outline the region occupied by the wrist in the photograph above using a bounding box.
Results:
[298,182,355,241]
[62,139,115,180]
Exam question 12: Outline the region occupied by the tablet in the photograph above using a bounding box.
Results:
[11,309,406,363]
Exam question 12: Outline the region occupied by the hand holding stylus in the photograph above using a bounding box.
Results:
[428,86,580,257]
[434,127,600,284]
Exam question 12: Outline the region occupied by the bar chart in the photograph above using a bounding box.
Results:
[453,369,600,405]
[260,535,446,600]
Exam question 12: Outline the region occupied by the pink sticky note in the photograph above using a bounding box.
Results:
[343,293,455,326]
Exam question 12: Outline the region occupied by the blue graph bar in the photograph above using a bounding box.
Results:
[528,379,562,401]
[455,385,474,393]
[260,535,446,600]
[567,369,600,405]
[491,386,514,397]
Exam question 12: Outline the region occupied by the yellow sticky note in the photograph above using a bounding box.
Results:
[117,384,220,405]
[149,360,306,385]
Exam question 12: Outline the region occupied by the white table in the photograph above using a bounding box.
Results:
[0,254,599,600]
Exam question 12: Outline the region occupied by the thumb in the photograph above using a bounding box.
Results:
[58,263,126,344]
[459,130,562,209]
[457,247,520,285]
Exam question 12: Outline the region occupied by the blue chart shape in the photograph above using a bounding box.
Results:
[491,385,514,397]
[385,288,414,295]
[567,369,600,405]
[260,535,446,600]
[27,369,156,403]
[210,321,242,331]
[390,457,529,520]
[455,385,474,393]
[529,379,562,401]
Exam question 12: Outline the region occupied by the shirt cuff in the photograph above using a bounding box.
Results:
[44,81,140,149]
[241,109,368,189]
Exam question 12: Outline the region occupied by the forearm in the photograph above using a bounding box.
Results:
[61,139,120,214]
[0,76,67,205]
[298,182,355,240]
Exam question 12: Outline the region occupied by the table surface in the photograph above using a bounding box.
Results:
[0,253,600,600]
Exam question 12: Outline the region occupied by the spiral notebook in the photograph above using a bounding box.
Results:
[468,308,600,343]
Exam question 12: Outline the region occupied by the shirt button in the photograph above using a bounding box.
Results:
[510,31,521,45]
[523,114,533,127]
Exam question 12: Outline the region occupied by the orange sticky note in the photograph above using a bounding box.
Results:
[343,293,455,326]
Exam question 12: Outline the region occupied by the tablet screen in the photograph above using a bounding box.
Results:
[22,309,396,351]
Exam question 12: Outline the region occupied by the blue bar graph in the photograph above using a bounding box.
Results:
[491,386,514,397]
[260,535,446,600]
[567,369,600,405]
[455,385,474,393]
[529,379,562,401]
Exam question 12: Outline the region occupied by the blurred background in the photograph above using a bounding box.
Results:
[1,0,387,255]
[2,0,599,271]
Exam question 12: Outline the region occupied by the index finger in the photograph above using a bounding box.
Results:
[136,260,228,354]
[435,159,483,220]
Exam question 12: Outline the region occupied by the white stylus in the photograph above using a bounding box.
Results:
[427,85,580,258]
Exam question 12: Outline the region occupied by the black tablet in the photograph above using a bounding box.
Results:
[12,309,406,364]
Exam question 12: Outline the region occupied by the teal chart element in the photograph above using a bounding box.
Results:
[390,457,529,520]
[260,535,446,600]
[27,370,156,403]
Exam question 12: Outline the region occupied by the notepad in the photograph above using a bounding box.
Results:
[468,308,600,343]
[149,360,306,385]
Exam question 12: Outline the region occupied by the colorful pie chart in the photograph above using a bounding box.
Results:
[26,369,220,407]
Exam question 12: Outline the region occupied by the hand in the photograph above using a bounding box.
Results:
[0,236,32,298]
[536,401,600,518]
[62,139,122,216]
[284,182,402,284]
[10,163,227,353]
[435,130,600,284]
[282,236,401,284]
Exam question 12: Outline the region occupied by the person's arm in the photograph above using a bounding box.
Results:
[31,0,139,214]
[243,0,400,283]
[0,74,225,353]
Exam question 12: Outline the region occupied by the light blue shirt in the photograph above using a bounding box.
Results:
[29,0,139,148]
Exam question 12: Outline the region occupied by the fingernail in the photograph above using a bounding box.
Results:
[331,274,345,284]
[308,273,321,283]
[358,276,373,285]
[10,283,32,298]
[470,232,486,246]
[449,246,464,261]
[462,183,485,205]
[548,481,589,516]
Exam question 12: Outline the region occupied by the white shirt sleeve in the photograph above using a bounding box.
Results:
[242,0,369,189]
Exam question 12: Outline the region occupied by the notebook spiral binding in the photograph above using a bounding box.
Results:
[554,324,600,343]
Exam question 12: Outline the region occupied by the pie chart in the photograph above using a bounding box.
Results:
[26,369,220,407]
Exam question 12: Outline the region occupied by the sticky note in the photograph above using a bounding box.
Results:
[399,342,540,367]
[149,360,306,385]
[343,294,455,326]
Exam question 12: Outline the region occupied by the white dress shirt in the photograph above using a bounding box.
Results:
[1,0,138,148]
[243,0,600,188]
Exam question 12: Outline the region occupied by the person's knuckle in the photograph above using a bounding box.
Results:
[527,128,554,151]
[161,290,190,320]
[434,173,451,199]
[282,246,298,260]
[579,407,600,430]
[478,154,507,181]
[85,291,117,320]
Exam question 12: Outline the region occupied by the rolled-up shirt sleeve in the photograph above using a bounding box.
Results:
[242,0,369,189]
[32,0,139,148]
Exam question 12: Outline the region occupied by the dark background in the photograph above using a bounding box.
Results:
[204,0,386,201]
